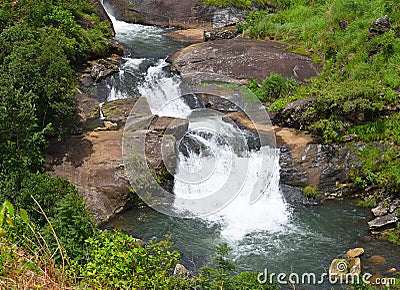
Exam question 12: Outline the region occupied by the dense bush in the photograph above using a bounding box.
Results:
[196,243,279,289]
[0,0,114,264]
[78,232,183,289]
[246,73,298,104]
[242,0,400,196]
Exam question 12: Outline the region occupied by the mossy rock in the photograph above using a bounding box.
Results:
[102,98,137,124]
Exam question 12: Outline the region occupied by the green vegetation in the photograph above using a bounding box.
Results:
[200,0,270,8]
[246,73,298,104]
[347,113,400,195]
[357,198,378,208]
[240,0,400,202]
[1,199,279,289]
[303,184,319,198]
[0,0,114,264]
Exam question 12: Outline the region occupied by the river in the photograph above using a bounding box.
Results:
[99,6,399,289]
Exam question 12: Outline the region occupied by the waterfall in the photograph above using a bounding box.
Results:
[103,4,289,243]
[173,115,288,242]
[137,59,191,117]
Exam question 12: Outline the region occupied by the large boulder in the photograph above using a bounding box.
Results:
[275,127,356,196]
[272,98,313,129]
[46,130,131,225]
[104,0,209,28]
[46,96,189,224]
[171,39,319,83]
[102,98,137,125]
[103,0,249,29]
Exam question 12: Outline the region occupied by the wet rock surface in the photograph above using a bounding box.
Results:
[275,127,356,197]
[368,213,398,231]
[102,98,137,125]
[91,59,120,82]
[104,0,248,29]
[104,0,214,28]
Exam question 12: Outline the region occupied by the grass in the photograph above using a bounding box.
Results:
[241,0,400,200]
[0,240,70,289]
[357,199,378,208]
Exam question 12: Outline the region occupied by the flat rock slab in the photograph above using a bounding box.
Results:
[171,39,319,82]
[345,247,365,258]
[368,213,398,230]
[168,29,205,43]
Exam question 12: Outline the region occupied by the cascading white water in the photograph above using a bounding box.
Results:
[104,6,289,243]
[137,59,191,117]
[104,10,191,116]
[173,117,288,242]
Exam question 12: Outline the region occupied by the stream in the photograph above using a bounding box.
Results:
[99,6,399,289]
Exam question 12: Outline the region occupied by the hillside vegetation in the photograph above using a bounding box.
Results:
[236,0,400,200]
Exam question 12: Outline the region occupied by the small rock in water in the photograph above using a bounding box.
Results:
[329,258,349,279]
[386,268,397,274]
[90,59,119,82]
[349,258,361,275]
[366,255,387,265]
[174,263,191,279]
[368,213,398,231]
[345,247,365,258]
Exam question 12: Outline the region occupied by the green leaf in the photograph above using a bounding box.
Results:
[19,208,29,223]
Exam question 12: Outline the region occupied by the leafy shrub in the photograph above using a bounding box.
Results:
[200,0,270,8]
[0,173,97,264]
[229,271,279,289]
[0,201,73,289]
[303,185,319,197]
[246,73,298,104]
[48,191,97,264]
[78,231,184,289]
[357,199,377,208]
[14,174,73,226]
